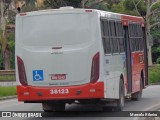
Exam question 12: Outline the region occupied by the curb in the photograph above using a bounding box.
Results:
[0,95,17,101]
[135,103,160,120]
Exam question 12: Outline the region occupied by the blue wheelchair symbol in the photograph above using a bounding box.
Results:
[33,70,44,81]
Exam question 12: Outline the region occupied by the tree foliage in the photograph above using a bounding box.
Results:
[124,0,146,16]
[7,33,15,69]
[43,0,109,10]
[43,0,82,8]
[0,0,15,70]
[109,0,125,13]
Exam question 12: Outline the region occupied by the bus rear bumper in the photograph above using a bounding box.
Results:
[17,82,104,102]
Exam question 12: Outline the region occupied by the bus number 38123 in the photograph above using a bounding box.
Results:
[50,89,69,94]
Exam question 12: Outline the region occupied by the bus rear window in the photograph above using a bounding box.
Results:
[21,14,92,46]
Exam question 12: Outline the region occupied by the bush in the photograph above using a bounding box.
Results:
[156,57,160,64]
[149,65,160,84]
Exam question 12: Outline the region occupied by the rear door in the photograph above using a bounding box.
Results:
[124,26,132,93]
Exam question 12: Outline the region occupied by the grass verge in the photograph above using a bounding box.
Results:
[149,64,160,84]
[0,86,16,97]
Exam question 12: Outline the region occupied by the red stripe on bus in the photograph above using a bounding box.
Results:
[17,82,104,101]
[121,15,144,23]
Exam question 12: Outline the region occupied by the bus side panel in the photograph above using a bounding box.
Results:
[131,52,145,93]
[113,53,127,98]
[99,18,127,99]
[104,55,116,99]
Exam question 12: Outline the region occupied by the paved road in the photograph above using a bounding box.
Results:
[0,85,160,120]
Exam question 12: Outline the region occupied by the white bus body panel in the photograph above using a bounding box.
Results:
[16,10,103,87]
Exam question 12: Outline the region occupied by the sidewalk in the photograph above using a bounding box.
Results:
[0,95,17,101]
[0,81,16,86]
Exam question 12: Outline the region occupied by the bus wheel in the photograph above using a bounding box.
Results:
[42,102,53,112]
[115,79,125,111]
[131,77,142,101]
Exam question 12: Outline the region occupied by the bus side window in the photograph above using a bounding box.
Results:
[116,22,125,53]
[136,24,141,51]
[129,23,136,52]
[101,20,106,53]
[135,24,138,51]
[101,19,112,54]
[133,24,137,51]
[139,25,144,51]
[109,20,118,53]
[129,23,144,52]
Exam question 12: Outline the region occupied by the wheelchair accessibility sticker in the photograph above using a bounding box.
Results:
[33,70,44,81]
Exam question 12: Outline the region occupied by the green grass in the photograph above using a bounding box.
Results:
[0,75,15,81]
[0,86,17,97]
[149,64,160,84]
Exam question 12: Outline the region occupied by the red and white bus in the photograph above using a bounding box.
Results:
[15,7,148,111]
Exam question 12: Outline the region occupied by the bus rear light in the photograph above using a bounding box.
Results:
[20,13,27,16]
[17,56,28,86]
[90,52,100,83]
[85,10,92,12]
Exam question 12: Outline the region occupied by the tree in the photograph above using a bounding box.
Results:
[44,0,81,8]
[0,0,14,69]
[109,0,125,13]
[82,0,108,10]
[21,0,38,12]
[130,0,160,66]
[43,0,108,10]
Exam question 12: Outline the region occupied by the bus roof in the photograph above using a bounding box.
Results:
[17,7,144,23]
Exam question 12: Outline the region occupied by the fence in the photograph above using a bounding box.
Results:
[0,70,16,82]
[0,70,16,86]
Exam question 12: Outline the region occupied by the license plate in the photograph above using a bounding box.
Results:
[51,74,66,80]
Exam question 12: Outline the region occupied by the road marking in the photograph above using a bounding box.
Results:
[134,102,160,120]
[144,102,160,111]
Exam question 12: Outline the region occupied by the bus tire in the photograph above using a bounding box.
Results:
[115,79,125,111]
[131,77,142,101]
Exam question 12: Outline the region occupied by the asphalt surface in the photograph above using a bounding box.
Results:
[0,85,160,120]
